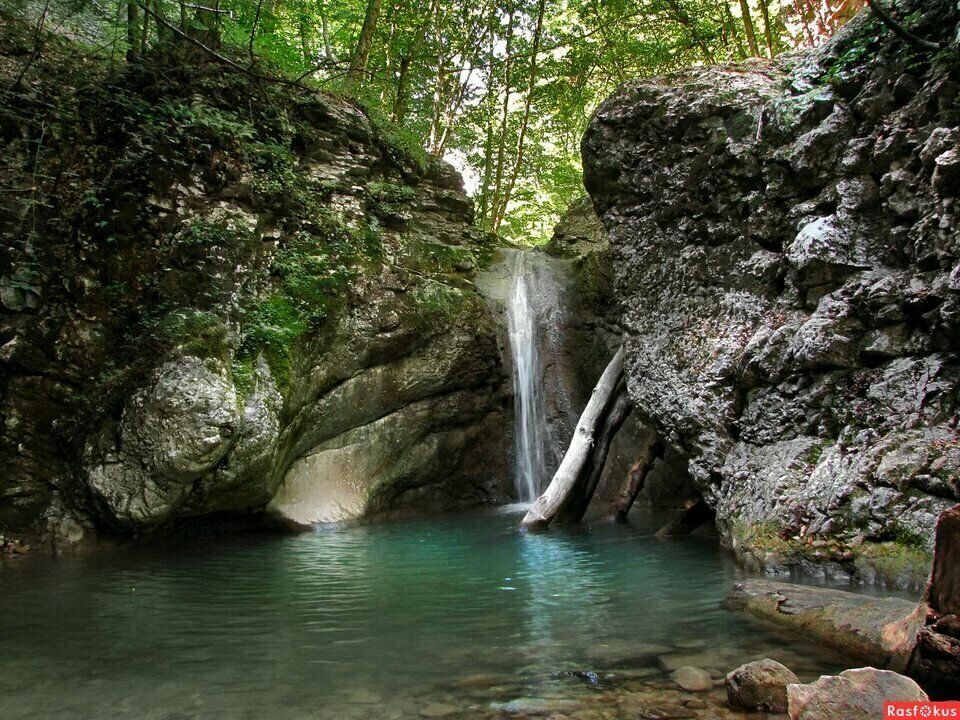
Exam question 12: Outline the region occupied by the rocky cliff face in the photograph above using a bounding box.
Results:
[0,28,507,542]
[583,1,960,587]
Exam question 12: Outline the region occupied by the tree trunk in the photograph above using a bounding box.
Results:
[909,504,960,696]
[609,437,665,523]
[738,0,761,56]
[391,0,436,122]
[665,0,716,64]
[758,0,774,57]
[551,379,633,525]
[477,2,497,225]
[319,0,334,60]
[520,347,626,531]
[489,1,515,232]
[346,0,384,88]
[492,0,546,233]
[127,1,140,60]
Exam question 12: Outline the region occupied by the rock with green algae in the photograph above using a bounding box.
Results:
[724,580,922,671]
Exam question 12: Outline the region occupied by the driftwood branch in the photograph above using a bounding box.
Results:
[609,437,665,523]
[520,346,626,531]
[865,0,942,52]
[552,378,633,525]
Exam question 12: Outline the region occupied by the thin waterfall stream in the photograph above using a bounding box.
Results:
[506,250,548,503]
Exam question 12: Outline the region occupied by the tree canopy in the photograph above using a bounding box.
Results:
[4,0,862,242]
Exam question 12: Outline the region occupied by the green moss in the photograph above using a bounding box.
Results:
[231,355,256,403]
[363,106,435,176]
[175,217,253,249]
[854,541,931,589]
[367,181,417,205]
[408,280,489,334]
[732,520,802,560]
[238,296,304,393]
[367,180,418,221]
[400,239,476,275]
[805,442,829,466]
[146,308,230,360]
[574,246,613,311]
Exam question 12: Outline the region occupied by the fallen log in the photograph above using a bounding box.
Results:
[553,378,632,525]
[609,437,665,523]
[520,347,626,531]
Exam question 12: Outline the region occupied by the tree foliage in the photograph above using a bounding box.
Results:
[2,0,862,242]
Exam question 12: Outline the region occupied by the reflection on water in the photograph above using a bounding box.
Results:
[0,509,852,719]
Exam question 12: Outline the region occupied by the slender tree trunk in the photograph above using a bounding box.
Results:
[346,0,384,88]
[300,17,312,63]
[318,0,334,59]
[609,438,665,523]
[427,54,447,152]
[492,0,546,233]
[140,1,150,53]
[391,0,436,122]
[665,0,716,64]
[490,2,515,233]
[801,0,828,36]
[738,0,761,56]
[478,3,496,226]
[520,347,626,532]
[722,0,747,57]
[127,0,140,60]
[434,63,475,155]
[758,0,774,57]
[379,6,397,103]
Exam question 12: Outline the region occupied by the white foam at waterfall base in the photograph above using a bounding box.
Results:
[506,251,548,503]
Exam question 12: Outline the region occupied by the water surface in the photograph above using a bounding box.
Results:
[1,509,853,719]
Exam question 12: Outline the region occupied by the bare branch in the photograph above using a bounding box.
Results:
[865,0,942,52]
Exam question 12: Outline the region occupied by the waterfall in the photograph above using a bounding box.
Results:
[506,251,547,503]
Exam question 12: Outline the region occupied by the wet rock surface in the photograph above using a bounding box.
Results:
[726,658,799,712]
[0,47,507,540]
[582,0,960,586]
[725,579,921,670]
[787,667,927,720]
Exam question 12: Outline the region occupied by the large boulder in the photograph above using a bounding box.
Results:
[582,0,960,587]
[0,48,508,541]
[787,668,927,720]
[726,659,799,712]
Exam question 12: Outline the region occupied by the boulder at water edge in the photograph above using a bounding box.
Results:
[670,666,713,692]
[726,658,799,712]
[787,667,927,720]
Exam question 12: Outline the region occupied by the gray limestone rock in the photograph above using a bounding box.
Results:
[726,659,799,712]
[582,0,960,586]
[787,668,927,720]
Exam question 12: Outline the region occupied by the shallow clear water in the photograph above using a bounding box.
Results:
[1,509,853,720]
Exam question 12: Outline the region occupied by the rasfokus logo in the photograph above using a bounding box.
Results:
[885,702,960,718]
